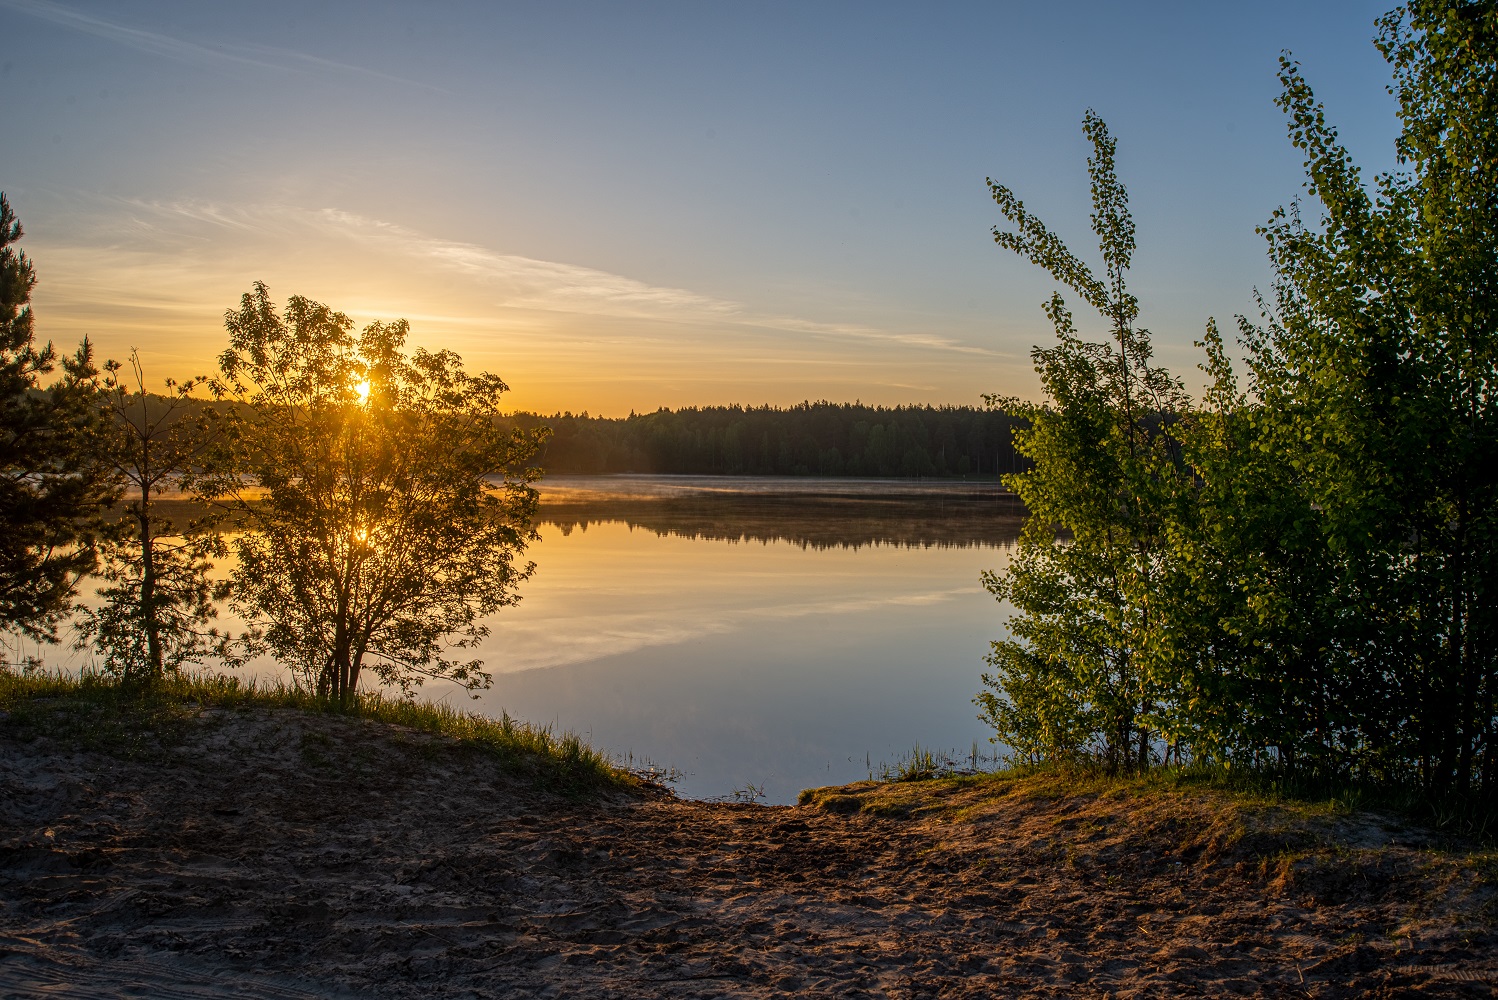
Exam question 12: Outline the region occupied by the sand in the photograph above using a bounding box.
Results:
[2,706,1495,998]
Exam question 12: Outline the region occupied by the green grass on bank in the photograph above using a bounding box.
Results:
[806,761,1340,826]
[834,745,1498,846]
[0,665,631,796]
[805,763,1498,925]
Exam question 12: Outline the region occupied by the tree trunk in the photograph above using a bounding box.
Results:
[348,648,363,703]
[139,515,163,681]
[136,462,163,685]
[330,613,354,708]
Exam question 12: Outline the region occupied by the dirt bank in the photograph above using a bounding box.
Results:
[2,706,1494,998]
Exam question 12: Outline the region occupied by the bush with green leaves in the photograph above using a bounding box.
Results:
[979,1,1498,807]
[976,113,1195,772]
[1240,1,1498,796]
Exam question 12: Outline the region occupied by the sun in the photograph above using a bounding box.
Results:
[354,379,371,405]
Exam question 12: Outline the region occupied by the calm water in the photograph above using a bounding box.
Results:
[432,476,1023,803]
[48,476,1023,805]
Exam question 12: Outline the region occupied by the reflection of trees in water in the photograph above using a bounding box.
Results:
[540,496,1025,551]
[144,494,1025,551]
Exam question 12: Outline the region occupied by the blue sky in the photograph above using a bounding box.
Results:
[2,1,1398,413]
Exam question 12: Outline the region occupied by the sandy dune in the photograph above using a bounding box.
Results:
[2,707,1494,998]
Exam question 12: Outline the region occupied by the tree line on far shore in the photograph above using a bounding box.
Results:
[503,403,1027,479]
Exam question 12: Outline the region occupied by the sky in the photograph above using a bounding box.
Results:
[3,0,1400,415]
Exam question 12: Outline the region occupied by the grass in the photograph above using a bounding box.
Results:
[802,763,1498,928]
[848,742,1498,845]
[0,664,632,796]
[806,756,1383,838]
[800,762,1404,883]
[873,741,1003,782]
[1159,761,1498,844]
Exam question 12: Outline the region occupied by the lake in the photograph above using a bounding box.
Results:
[41,476,1024,805]
[432,476,1024,803]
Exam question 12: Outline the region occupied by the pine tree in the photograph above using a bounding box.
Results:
[0,194,117,643]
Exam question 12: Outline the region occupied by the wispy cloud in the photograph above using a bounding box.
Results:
[308,207,1001,355]
[312,208,741,319]
[2,0,450,93]
[84,197,1003,358]
[756,315,999,356]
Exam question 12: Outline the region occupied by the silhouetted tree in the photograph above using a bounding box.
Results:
[74,352,232,684]
[507,402,1026,479]
[0,193,117,643]
[200,284,544,706]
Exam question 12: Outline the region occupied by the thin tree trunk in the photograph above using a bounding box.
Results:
[331,611,353,708]
[1137,705,1152,771]
[348,649,363,704]
[139,507,163,681]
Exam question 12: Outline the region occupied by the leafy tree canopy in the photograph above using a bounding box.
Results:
[978,1,1498,810]
[199,284,544,705]
[978,112,1193,772]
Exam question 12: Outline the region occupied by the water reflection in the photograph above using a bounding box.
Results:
[422,476,1020,804]
[538,475,1025,550]
[84,477,1022,805]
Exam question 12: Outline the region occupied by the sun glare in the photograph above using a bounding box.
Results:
[355,379,371,405]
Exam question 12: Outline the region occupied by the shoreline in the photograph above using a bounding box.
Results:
[3,700,1494,998]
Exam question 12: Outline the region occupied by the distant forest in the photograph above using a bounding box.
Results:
[503,403,1028,478]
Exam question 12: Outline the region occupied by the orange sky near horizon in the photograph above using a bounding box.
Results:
[22,201,1033,416]
[5,1,1399,417]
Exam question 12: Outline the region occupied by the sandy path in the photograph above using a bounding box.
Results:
[2,708,1494,998]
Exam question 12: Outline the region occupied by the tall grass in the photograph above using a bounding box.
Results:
[0,664,630,795]
[873,741,1005,782]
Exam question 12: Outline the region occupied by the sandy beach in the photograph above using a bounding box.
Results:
[2,706,1494,998]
